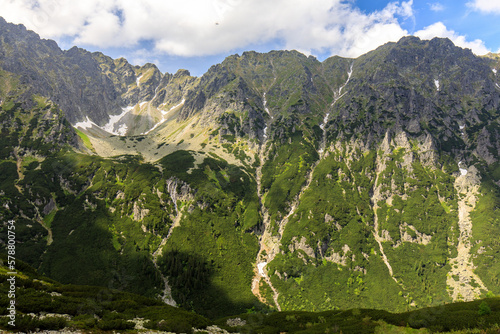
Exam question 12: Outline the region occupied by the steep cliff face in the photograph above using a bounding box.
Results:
[255,37,500,312]
[1,17,499,318]
[0,17,193,132]
[330,37,499,153]
[0,17,121,124]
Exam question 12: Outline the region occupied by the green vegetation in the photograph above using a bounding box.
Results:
[267,148,406,312]
[376,152,458,309]
[0,97,263,318]
[3,255,500,333]
[0,255,209,333]
[216,298,500,333]
[74,128,94,152]
[261,131,318,224]
[470,170,500,295]
[157,152,262,318]
[2,35,500,331]
[264,139,464,312]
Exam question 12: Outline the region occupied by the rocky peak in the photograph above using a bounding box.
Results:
[173,69,191,78]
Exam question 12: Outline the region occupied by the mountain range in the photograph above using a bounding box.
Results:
[0,15,499,323]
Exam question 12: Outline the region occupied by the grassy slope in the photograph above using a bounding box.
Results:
[0,254,209,333]
[157,151,262,318]
[3,255,500,334]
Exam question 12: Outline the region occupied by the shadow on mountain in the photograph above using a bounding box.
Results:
[38,198,262,319]
[157,249,267,319]
[38,197,163,299]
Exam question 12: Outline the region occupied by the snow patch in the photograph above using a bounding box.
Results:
[257,262,267,276]
[74,116,99,130]
[458,161,468,176]
[102,106,133,135]
[262,91,274,139]
[140,101,148,108]
[143,99,185,135]
[496,83,500,89]
[459,125,465,130]
[493,68,497,75]
[331,64,353,106]
[434,79,440,91]
[320,64,353,155]
[136,74,143,86]
[73,107,133,136]
[116,124,128,136]
[320,112,330,131]
[263,92,270,115]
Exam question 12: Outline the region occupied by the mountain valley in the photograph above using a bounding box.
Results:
[0,16,500,332]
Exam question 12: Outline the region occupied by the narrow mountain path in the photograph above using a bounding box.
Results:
[151,257,177,307]
[151,226,177,307]
[278,160,319,236]
[252,157,319,311]
[447,166,488,301]
[370,146,417,296]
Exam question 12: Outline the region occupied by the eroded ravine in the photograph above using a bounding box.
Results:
[252,70,282,310]
[319,64,353,156]
[252,65,355,310]
[253,153,282,309]
[253,154,319,311]
[447,165,488,301]
[149,178,192,307]
[371,171,397,282]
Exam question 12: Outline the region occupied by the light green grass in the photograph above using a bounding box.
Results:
[75,128,95,152]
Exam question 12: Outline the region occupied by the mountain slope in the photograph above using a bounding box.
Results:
[0,17,499,319]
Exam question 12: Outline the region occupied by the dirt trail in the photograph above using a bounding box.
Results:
[250,68,284,310]
[151,223,178,307]
[447,166,488,301]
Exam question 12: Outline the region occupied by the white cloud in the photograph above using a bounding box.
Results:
[74,9,124,46]
[429,3,445,12]
[415,22,489,55]
[467,0,500,14]
[128,49,161,68]
[0,0,415,58]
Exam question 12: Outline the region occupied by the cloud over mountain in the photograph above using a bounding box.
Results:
[0,0,414,57]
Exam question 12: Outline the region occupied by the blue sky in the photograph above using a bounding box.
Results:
[1,0,500,76]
